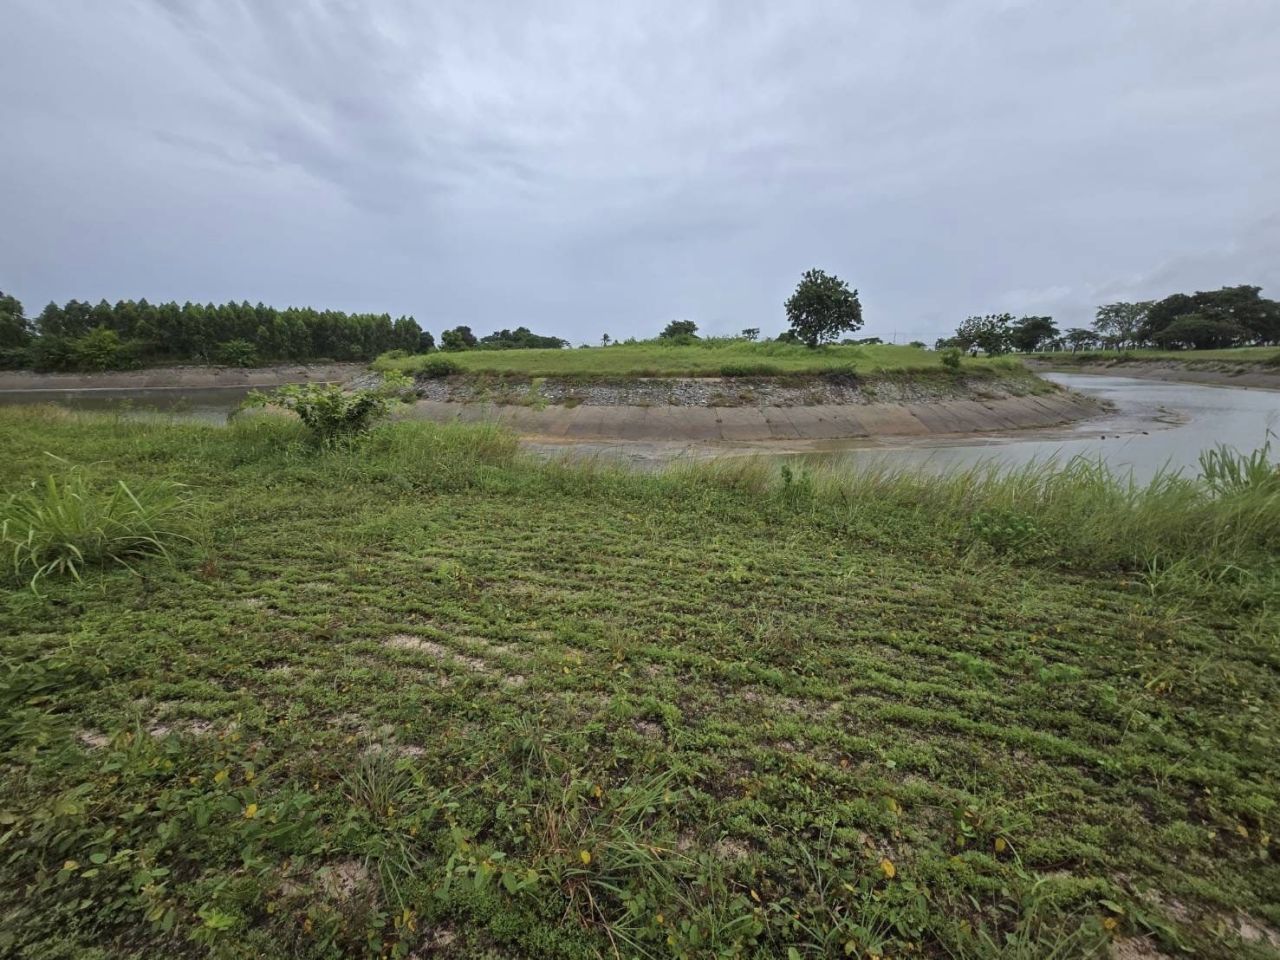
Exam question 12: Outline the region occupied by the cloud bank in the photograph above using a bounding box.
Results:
[3,0,1277,343]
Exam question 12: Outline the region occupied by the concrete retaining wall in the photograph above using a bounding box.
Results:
[407,393,1102,441]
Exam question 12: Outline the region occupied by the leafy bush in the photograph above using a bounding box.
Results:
[71,326,128,371]
[414,356,460,379]
[243,383,393,443]
[940,347,963,370]
[0,346,32,369]
[1,461,193,592]
[215,338,259,367]
[719,362,781,377]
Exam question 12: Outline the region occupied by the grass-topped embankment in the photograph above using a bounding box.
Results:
[1,407,1278,959]
[1034,346,1280,368]
[375,340,1022,379]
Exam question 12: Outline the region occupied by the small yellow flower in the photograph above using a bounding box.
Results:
[1103,917,1118,932]
[244,802,259,819]
[879,858,896,879]
[655,913,664,925]
[579,850,591,865]
[213,769,229,784]
[994,837,1007,853]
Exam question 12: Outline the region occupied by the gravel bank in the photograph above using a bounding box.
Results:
[402,371,1054,407]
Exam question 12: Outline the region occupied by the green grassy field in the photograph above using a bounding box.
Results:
[1035,346,1280,366]
[375,341,1013,379]
[1,408,1278,959]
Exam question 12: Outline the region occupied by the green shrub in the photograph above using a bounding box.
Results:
[71,326,128,371]
[1264,350,1280,368]
[243,383,392,443]
[940,347,963,370]
[1,461,193,592]
[718,362,781,377]
[215,339,259,367]
[415,356,460,379]
[0,346,32,369]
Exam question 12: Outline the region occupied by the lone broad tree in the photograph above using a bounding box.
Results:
[784,269,863,347]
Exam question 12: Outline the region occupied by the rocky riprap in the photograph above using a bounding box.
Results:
[399,371,1052,408]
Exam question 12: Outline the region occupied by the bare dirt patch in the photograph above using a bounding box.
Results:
[1110,937,1173,960]
[319,859,371,902]
[384,634,493,674]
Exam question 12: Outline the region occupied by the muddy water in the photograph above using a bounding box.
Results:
[0,386,257,423]
[2,374,1277,481]
[786,374,1280,482]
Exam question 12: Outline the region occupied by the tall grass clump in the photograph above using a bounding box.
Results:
[684,447,1280,604]
[1,458,194,591]
[1198,437,1278,495]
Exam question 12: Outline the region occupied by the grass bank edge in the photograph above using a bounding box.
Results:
[371,341,1030,380]
[1031,345,1280,368]
[3,408,1276,606]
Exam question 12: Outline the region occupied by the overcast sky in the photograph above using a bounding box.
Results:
[2,1,1277,344]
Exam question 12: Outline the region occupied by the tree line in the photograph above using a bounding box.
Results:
[937,285,1280,355]
[0,294,579,371]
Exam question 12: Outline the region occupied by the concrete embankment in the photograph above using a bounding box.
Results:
[1028,359,1280,391]
[406,392,1102,441]
[0,363,366,392]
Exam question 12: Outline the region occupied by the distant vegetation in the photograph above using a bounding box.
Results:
[938,285,1280,355]
[1,268,870,373]
[0,294,423,371]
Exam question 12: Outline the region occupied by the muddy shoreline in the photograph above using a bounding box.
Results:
[1027,359,1280,391]
[0,363,366,392]
[404,391,1103,442]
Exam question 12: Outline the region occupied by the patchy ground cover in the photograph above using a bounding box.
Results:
[374,341,1015,379]
[1,407,1277,959]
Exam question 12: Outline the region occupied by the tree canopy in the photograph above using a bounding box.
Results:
[952,314,1013,355]
[1008,316,1058,353]
[784,269,863,348]
[3,296,422,371]
[476,326,568,350]
[0,291,30,351]
[659,320,699,340]
[439,326,478,352]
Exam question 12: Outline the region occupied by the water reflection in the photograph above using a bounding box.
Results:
[795,374,1280,482]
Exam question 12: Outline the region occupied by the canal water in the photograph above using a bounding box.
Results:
[797,374,1280,482]
[2,374,1277,481]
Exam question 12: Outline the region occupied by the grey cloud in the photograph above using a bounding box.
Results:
[2,0,1278,342]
